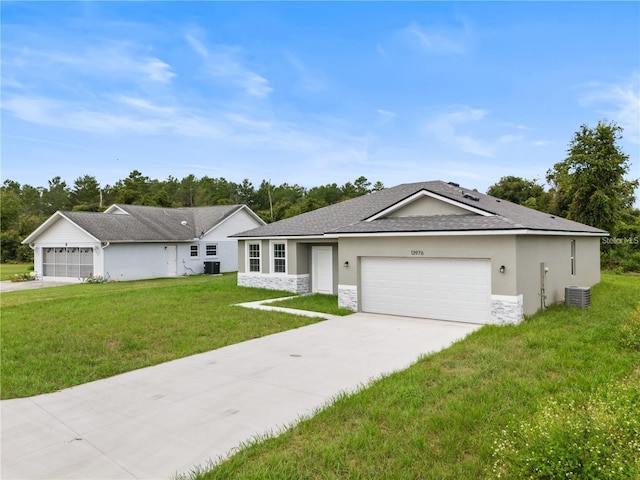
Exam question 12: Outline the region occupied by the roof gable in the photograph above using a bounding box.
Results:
[234,181,607,238]
[23,204,258,244]
[22,212,100,244]
[369,190,488,220]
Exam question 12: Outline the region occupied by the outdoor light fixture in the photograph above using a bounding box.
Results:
[344,261,349,267]
[499,265,506,273]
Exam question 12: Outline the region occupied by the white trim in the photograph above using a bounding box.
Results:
[22,211,101,245]
[312,245,333,294]
[103,204,129,215]
[205,243,218,257]
[269,239,288,274]
[366,190,492,221]
[325,229,606,238]
[237,230,604,241]
[246,241,262,273]
[235,234,327,241]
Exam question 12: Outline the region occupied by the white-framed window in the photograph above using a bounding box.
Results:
[206,244,218,257]
[570,239,576,275]
[190,245,199,257]
[247,242,261,273]
[271,241,286,274]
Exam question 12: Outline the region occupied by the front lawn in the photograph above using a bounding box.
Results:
[268,293,353,316]
[185,273,640,479]
[0,263,33,280]
[0,273,318,399]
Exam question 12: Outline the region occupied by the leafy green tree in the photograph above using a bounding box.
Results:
[111,170,150,205]
[71,175,102,211]
[487,176,545,205]
[372,181,385,192]
[41,176,71,214]
[235,179,256,208]
[546,121,638,232]
[178,174,198,207]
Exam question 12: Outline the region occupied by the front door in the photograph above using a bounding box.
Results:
[166,245,177,276]
[312,246,333,294]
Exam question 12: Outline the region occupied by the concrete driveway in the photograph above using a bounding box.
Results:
[1,313,480,480]
[0,280,76,293]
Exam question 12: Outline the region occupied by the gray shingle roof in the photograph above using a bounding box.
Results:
[61,204,245,242]
[234,181,606,238]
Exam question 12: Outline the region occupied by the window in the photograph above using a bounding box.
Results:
[272,242,286,273]
[570,239,576,275]
[206,244,217,257]
[190,245,199,257]
[248,242,261,272]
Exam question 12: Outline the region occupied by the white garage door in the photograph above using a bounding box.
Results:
[361,257,491,324]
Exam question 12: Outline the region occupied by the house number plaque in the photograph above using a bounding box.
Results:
[410,250,424,256]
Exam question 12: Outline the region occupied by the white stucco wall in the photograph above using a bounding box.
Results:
[103,243,182,281]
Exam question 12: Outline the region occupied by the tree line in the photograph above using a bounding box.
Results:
[2,120,638,270]
[0,174,384,262]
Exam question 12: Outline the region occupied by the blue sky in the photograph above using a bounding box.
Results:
[2,1,639,197]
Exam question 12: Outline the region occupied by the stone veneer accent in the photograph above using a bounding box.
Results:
[338,284,358,312]
[491,294,524,325]
[238,273,310,294]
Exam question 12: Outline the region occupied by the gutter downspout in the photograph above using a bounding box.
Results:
[29,243,40,280]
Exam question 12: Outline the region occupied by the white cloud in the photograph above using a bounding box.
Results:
[398,19,470,54]
[185,33,272,98]
[499,134,524,144]
[376,109,396,125]
[2,94,227,137]
[113,95,175,115]
[424,106,494,157]
[5,42,176,85]
[578,71,640,143]
[284,52,326,92]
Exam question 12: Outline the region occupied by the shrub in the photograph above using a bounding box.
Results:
[619,304,640,351]
[82,274,108,284]
[492,379,640,479]
[9,272,36,283]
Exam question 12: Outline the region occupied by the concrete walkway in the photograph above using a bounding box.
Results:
[1,312,480,480]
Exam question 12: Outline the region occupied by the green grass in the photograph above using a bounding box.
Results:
[184,273,640,480]
[268,294,353,316]
[0,263,33,280]
[0,273,319,399]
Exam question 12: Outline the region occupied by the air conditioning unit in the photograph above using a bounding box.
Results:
[565,286,591,308]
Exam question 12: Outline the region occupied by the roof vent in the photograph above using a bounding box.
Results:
[447,181,460,187]
[565,286,590,308]
[462,192,480,202]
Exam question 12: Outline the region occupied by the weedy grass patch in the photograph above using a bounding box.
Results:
[181,273,639,480]
[268,293,353,316]
[1,273,320,399]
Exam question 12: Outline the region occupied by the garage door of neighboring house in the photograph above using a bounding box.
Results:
[360,257,491,324]
[42,247,94,279]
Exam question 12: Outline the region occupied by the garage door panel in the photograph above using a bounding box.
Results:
[361,257,491,324]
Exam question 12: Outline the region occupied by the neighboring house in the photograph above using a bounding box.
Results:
[22,204,265,282]
[233,181,607,324]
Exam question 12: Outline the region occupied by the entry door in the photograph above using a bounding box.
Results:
[312,246,333,294]
[166,245,177,276]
